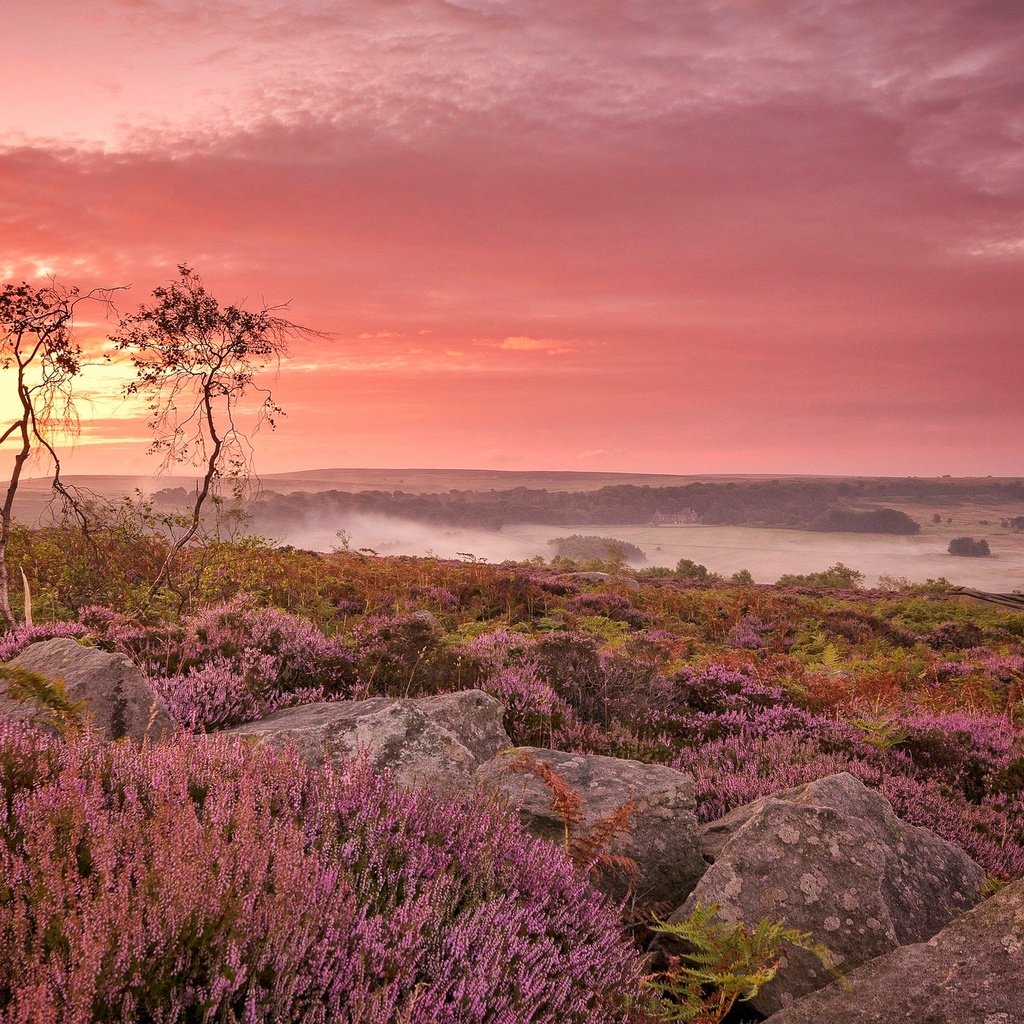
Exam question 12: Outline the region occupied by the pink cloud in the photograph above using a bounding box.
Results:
[1,0,1022,475]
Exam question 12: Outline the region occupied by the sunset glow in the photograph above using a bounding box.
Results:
[3,0,1023,476]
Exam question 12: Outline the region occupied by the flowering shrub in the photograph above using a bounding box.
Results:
[0,621,90,662]
[352,612,460,696]
[479,662,572,746]
[76,599,358,731]
[154,654,328,732]
[175,598,357,691]
[0,724,646,1023]
[725,615,768,650]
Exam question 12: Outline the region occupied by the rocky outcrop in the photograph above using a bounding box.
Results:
[555,572,641,591]
[1,638,175,742]
[476,746,705,904]
[765,878,1024,1023]
[223,689,511,788]
[670,772,984,1016]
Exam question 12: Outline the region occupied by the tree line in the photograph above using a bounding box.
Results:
[245,482,930,535]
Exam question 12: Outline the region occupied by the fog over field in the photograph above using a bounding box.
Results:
[18,471,1024,589]
[282,515,1024,590]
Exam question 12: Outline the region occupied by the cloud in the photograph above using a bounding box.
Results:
[1,0,1022,474]
[496,336,574,354]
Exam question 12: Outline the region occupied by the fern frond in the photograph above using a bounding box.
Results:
[503,751,585,853]
[0,664,85,734]
[647,903,836,1024]
[569,798,638,878]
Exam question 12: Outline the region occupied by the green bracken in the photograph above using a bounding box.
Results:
[646,902,835,1023]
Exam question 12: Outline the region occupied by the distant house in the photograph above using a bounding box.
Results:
[651,510,699,525]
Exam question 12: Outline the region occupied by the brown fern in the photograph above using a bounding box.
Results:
[505,751,584,854]
[570,798,639,881]
[503,751,638,881]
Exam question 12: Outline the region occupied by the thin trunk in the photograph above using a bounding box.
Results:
[147,384,223,598]
[0,378,32,627]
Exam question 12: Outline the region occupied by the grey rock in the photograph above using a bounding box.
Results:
[1,638,175,742]
[670,772,984,1016]
[556,572,641,591]
[223,689,511,788]
[765,878,1024,1023]
[407,609,439,628]
[476,746,705,904]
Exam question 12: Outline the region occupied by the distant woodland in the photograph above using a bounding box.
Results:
[226,478,1024,536]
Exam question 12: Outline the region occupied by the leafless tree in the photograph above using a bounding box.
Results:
[112,265,319,598]
[0,280,119,626]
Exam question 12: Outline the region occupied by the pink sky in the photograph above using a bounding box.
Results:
[2,0,1023,477]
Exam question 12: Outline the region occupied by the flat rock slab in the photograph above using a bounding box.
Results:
[556,572,641,591]
[476,746,705,905]
[223,689,511,789]
[764,878,1024,1023]
[2,638,175,742]
[671,772,984,1016]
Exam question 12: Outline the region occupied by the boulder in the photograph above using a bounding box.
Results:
[1,638,175,742]
[556,572,641,591]
[222,689,511,788]
[476,746,705,904]
[764,878,1024,1023]
[668,772,984,1016]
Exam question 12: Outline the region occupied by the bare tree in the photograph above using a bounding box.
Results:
[112,266,318,597]
[0,281,118,627]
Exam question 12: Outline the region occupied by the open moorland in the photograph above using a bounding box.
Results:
[1,520,1023,1021]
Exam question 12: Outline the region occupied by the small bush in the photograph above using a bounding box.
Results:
[948,536,991,557]
[776,562,864,589]
[550,535,646,564]
[675,559,717,581]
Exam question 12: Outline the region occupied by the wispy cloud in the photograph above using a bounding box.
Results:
[495,336,575,355]
[1,0,1022,474]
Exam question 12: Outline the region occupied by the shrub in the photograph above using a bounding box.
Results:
[550,535,646,564]
[0,621,90,663]
[0,725,646,1023]
[564,592,651,628]
[140,599,358,730]
[674,559,717,581]
[352,611,460,696]
[948,536,991,557]
[776,562,864,589]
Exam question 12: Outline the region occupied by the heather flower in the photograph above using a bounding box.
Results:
[0,621,89,662]
[726,615,768,651]
[0,723,646,1023]
[481,662,573,746]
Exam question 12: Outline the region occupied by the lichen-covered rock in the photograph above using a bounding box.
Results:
[670,772,984,1016]
[476,746,705,904]
[555,572,641,591]
[1,638,175,742]
[222,689,511,788]
[764,878,1024,1023]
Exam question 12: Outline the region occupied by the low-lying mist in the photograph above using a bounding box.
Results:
[273,512,549,563]
[263,513,1024,591]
